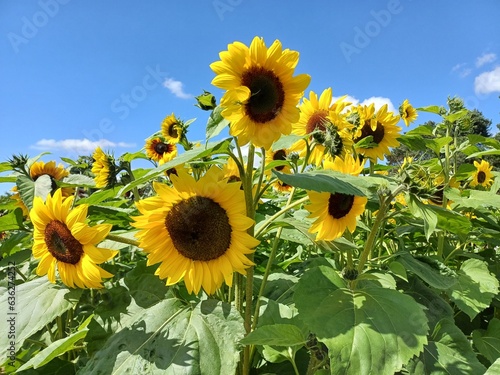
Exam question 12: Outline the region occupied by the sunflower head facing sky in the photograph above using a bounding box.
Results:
[210,36,311,150]
[91,147,117,189]
[352,103,402,162]
[29,189,118,289]
[470,160,494,188]
[306,154,368,241]
[145,136,178,165]
[161,113,184,144]
[132,166,259,295]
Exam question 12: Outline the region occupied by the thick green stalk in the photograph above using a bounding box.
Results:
[106,233,139,247]
[357,185,406,274]
[242,145,256,375]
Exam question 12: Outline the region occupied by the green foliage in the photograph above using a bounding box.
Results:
[1,87,499,375]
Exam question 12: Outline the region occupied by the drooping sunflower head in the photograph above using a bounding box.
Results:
[132,167,259,295]
[30,160,73,197]
[323,153,365,176]
[30,160,69,181]
[353,104,402,162]
[211,36,311,149]
[91,147,117,189]
[29,189,118,288]
[145,137,178,165]
[161,113,183,144]
[427,173,460,207]
[399,99,418,127]
[470,160,494,188]
[222,157,242,184]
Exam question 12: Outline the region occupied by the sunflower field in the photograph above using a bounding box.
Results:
[1,36,500,375]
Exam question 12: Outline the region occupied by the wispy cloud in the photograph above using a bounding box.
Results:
[475,52,497,68]
[451,63,472,78]
[474,66,500,95]
[163,78,192,99]
[31,138,135,154]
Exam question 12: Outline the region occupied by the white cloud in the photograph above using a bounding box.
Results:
[31,138,135,153]
[474,66,500,95]
[476,53,497,67]
[360,96,397,113]
[332,95,396,113]
[163,78,192,99]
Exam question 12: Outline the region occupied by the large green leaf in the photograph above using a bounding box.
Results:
[473,318,500,364]
[446,259,499,320]
[17,327,89,371]
[79,298,244,375]
[241,324,307,347]
[294,266,428,375]
[273,170,384,197]
[416,105,443,114]
[205,106,229,142]
[0,278,82,364]
[59,174,96,188]
[408,318,487,375]
[0,208,25,232]
[446,188,500,210]
[485,358,500,375]
[397,253,457,290]
[408,195,438,240]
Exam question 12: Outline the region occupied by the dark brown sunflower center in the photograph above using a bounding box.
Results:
[165,196,232,261]
[273,149,287,171]
[154,141,174,155]
[167,124,179,139]
[241,67,285,123]
[44,220,84,264]
[429,185,444,205]
[477,171,486,184]
[328,193,355,219]
[306,111,329,134]
[354,121,385,145]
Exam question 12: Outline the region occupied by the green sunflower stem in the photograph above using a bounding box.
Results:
[105,233,139,247]
[254,196,309,238]
[357,184,406,274]
[242,144,256,375]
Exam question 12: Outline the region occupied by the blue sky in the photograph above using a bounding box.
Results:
[1,1,500,192]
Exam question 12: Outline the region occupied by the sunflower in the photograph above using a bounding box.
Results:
[29,189,118,288]
[30,160,73,197]
[265,148,292,174]
[161,113,183,144]
[353,103,402,162]
[470,160,494,188]
[222,157,242,184]
[145,137,178,165]
[292,88,353,165]
[427,174,460,208]
[306,154,367,241]
[10,186,29,216]
[210,36,310,150]
[399,99,418,127]
[132,167,259,295]
[91,147,116,189]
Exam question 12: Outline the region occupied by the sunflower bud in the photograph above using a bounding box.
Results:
[195,90,217,111]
